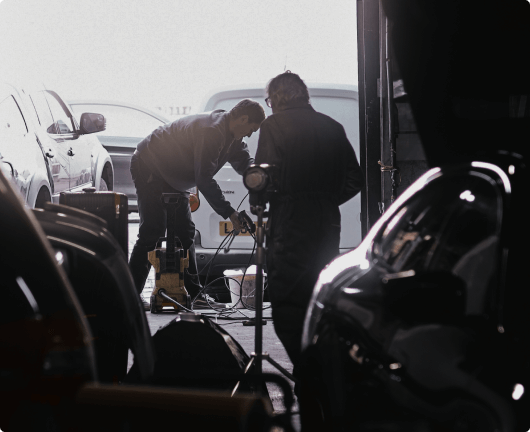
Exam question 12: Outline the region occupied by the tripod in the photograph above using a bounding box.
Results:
[242,203,297,395]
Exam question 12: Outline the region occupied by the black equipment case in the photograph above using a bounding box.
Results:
[59,188,129,257]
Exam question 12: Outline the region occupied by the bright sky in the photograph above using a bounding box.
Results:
[0,0,357,113]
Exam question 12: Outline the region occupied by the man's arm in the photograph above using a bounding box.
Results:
[194,128,236,219]
[255,118,282,166]
[228,139,254,175]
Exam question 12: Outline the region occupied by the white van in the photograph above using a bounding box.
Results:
[193,83,361,279]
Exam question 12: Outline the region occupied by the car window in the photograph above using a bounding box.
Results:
[375,174,500,271]
[70,104,166,138]
[44,92,74,134]
[29,92,55,133]
[373,173,501,314]
[0,95,28,137]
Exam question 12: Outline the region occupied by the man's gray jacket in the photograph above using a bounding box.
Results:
[136,110,253,219]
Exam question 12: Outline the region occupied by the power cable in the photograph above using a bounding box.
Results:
[157,190,270,317]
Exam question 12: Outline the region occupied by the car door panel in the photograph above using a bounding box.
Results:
[29,91,71,196]
[0,94,48,203]
[43,91,90,191]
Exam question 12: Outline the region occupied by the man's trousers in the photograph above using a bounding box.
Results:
[128,152,202,298]
[266,198,341,369]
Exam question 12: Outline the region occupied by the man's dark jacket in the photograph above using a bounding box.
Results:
[255,102,363,207]
[136,110,253,219]
[254,101,364,367]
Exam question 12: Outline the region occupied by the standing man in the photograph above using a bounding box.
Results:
[130,99,265,310]
[255,72,364,372]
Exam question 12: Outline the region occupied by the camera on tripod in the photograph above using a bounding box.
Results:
[242,164,279,213]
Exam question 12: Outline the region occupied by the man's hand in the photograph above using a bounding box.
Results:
[229,211,243,234]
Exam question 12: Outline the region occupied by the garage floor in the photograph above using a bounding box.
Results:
[127,219,300,428]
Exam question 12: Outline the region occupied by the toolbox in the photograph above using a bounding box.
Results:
[59,188,129,257]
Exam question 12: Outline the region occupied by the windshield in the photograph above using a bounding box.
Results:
[70,104,166,138]
[373,172,502,314]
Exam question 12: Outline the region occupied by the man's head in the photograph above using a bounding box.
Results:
[229,99,265,140]
[265,71,310,112]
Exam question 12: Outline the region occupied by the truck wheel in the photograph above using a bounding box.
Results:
[34,187,51,209]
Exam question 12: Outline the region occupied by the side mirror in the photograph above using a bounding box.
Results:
[383,271,466,324]
[1,160,14,178]
[80,112,106,134]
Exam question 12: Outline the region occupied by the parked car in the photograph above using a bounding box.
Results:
[68,100,170,212]
[193,83,361,279]
[299,153,528,431]
[0,81,113,208]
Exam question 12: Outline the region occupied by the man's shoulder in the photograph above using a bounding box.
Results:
[179,109,225,124]
[270,106,345,129]
[177,110,227,134]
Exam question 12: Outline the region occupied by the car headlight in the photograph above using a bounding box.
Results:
[301,246,371,350]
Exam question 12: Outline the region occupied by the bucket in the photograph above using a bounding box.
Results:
[223,265,266,309]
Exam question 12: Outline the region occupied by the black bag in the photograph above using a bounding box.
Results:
[126,314,257,393]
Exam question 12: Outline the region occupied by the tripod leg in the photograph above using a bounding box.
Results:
[263,355,297,383]
[149,295,159,314]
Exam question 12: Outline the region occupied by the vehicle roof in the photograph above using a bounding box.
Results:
[1,79,47,99]
[68,99,171,123]
[200,82,359,111]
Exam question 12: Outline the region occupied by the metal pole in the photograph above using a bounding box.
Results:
[386,17,397,203]
[357,0,382,237]
[253,205,265,394]
[379,0,386,214]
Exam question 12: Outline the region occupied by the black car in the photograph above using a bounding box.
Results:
[299,153,528,431]
[298,1,530,429]
[32,200,155,383]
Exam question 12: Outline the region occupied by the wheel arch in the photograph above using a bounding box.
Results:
[27,174,52,208]
[92,149,114,191]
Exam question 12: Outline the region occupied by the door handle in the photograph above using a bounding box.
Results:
[67,148,75,157]
[46,150,54,158]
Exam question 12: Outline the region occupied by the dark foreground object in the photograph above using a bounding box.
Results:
[59,189,129,257]
[127,313,262,393]
[299,155,529,431]
[74,384,272,432]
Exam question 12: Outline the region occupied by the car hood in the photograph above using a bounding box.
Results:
[95,135,143,149]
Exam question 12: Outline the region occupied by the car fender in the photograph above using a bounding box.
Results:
[91,142,114,190]
[26,173,52,208]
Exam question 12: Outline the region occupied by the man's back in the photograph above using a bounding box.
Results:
[137,110,232,192]
[256,104,360,203]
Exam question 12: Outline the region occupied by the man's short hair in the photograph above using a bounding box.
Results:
[266,71,310,109]
[230,99,266,124]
